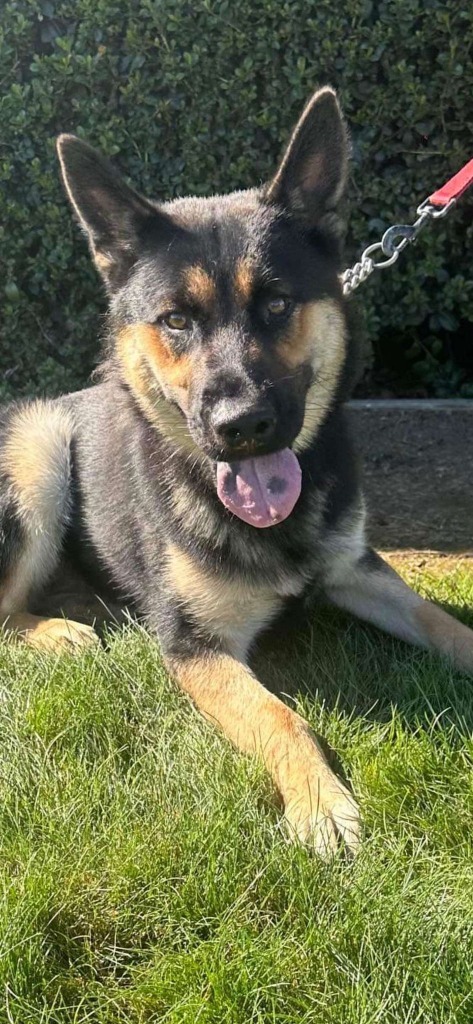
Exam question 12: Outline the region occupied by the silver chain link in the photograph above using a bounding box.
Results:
[341,196,456,296]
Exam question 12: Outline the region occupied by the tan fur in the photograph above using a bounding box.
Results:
[0,402,73,618]
[277,304,315,370]
[94,251,113,274]
[326,556,473,675]
[165,543,282,659]
[234,259,254,306]
[116,324,205,456]
[183,265,216,308]
[1,401,73,524]
[168,651,360,854]
[117,324,192,395]
[290,299,346,454]
[414,601,473,673]
[2,612,99,652]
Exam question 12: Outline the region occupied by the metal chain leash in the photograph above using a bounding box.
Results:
[341,196,457,297]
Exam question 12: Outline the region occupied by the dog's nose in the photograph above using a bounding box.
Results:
[211,402,277,449]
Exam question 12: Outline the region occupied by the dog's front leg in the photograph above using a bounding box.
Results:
[166,650,360,856]
[326,550,473,674]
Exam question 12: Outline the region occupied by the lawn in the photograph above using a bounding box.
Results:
[1,558,473,1023]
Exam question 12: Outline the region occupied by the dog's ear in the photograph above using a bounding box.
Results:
[57,135,168,291]
[265,87,348,236]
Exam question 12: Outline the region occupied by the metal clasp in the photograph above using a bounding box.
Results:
[341,193,458,296]
[381,224,417,258]
[416,197,457,219]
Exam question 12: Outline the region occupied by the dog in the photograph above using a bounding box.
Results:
[1,87,473,857]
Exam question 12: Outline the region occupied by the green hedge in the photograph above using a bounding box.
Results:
[1,0,472,399]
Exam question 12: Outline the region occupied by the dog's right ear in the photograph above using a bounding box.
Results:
[57,135,169,291]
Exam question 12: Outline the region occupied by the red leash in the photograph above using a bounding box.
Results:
[429,158,473,207]
[342,157,473,295]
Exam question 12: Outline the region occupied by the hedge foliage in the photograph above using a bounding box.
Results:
[1,0,472,398]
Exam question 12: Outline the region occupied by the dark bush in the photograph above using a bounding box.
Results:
[1,0,472,399]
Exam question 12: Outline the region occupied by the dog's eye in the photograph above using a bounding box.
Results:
[164,312,190,331]
[265,297,291,318]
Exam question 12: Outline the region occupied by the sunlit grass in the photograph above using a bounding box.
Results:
[1,564,473,1022]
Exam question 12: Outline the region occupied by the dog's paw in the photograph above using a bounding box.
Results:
[22,617,100,654]
[284,772,361,858]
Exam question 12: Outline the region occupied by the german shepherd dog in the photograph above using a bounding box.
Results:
[2,88,473,856]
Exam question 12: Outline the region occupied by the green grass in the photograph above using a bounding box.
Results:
[2,563,473,1023]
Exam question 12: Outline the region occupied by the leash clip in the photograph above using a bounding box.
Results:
[416,196,457,220]
[342,156,471,296]
[381,224,417,258]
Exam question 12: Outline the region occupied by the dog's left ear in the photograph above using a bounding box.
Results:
[265,87,348,234]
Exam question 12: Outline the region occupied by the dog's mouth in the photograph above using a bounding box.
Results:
[178,400,304,527]
[215,448,302,528]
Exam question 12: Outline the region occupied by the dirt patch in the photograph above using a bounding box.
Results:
[346,401,473,553]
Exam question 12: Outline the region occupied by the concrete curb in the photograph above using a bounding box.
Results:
[347,399,473,411]
[345,400,473,552]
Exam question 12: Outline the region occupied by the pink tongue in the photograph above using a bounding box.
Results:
[216,448,302,528]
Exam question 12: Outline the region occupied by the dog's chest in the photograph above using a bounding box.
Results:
[165,542,306,661]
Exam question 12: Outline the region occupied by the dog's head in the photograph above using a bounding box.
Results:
[58,88,350,527]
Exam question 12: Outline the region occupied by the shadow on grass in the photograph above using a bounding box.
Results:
[40,558,473,770]
[251,596,473,735]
